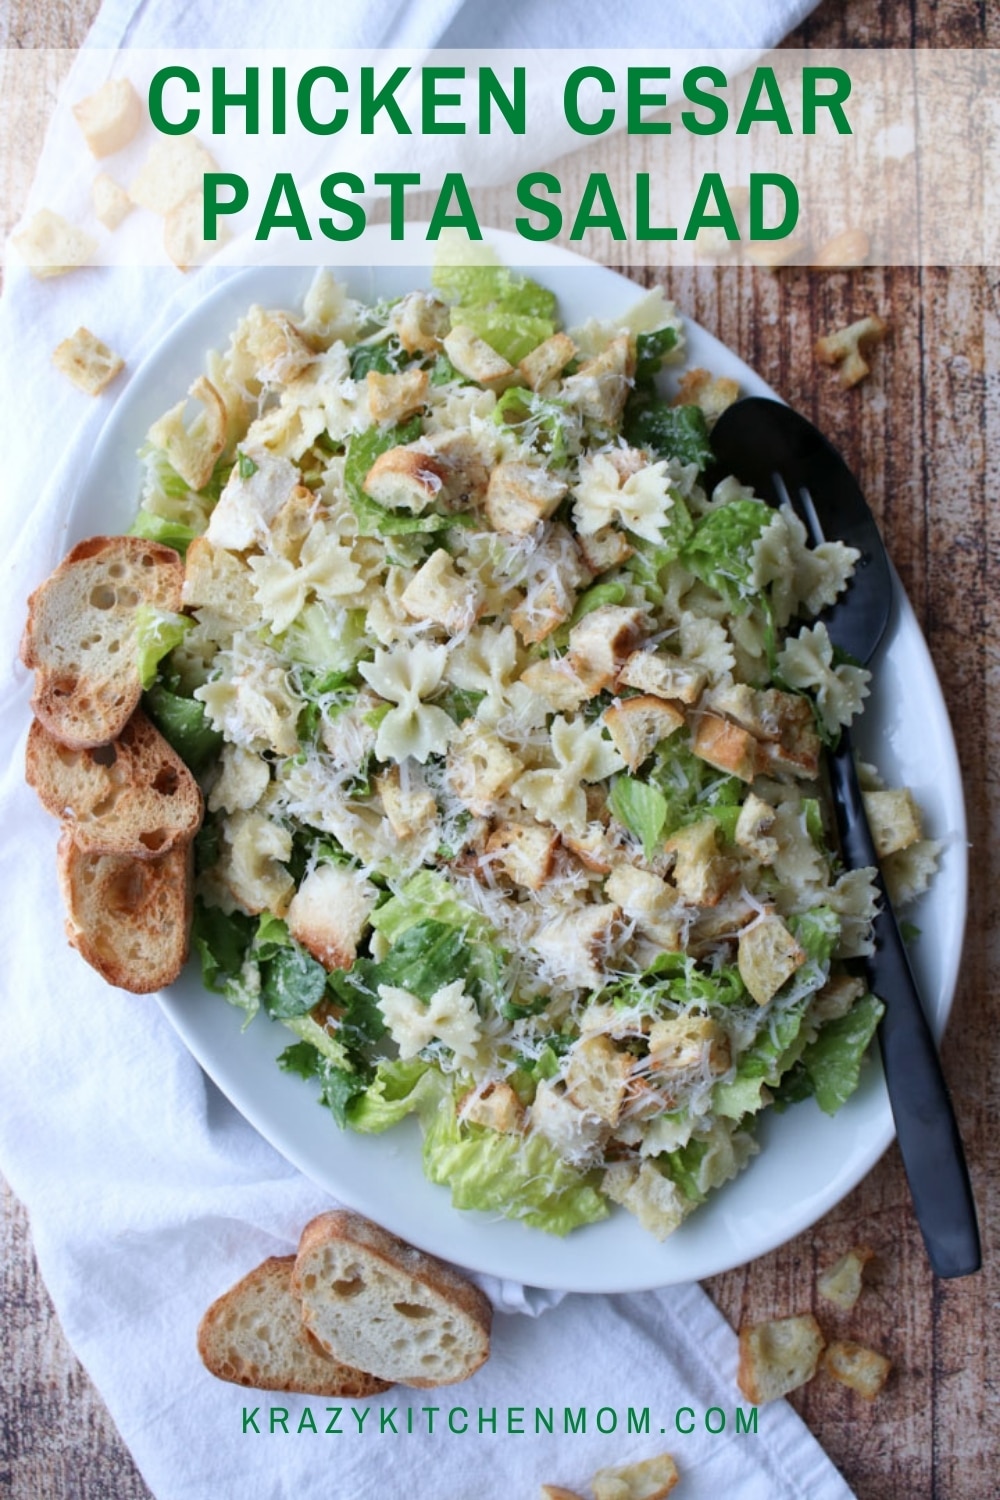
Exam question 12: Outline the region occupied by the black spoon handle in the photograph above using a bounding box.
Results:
[829,729,981,1278]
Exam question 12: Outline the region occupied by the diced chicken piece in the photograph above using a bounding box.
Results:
[286,862,377,971]
[689,713,758,783]
[738,911,807,1006]
[561,334,633,426]
[207,447,301,551]
[517,331,576,391]
[647,1015,730,1075]
[532,903,623,989]
[518,658,592,712]
[366,367,429,425]
[602,1160,689,1241]
[485,821,559,891]
[391,290,450,354]
[427,431,490,510]
[230,305,316,385]
[529,1078,609,1168]
[605,864,683,949]
[442,325,515,389]
[447,726,524,816]
[734,791,780,863]
[673,366,740,427]
[617,650,706,705]
[268,485,319,563]
[374,765,438,840]
[400,548,479,633]
[362,444,449,513]
[208,744,270,815]
[568,605,647,694]
[218,810,294,917]
[603,694,685,771]
[565,1034,633,1127]
[458,1080,524,1134]
[663,818,735,906]
[183,538,258,624]
[862,788,922,858]
[576,524,634,573]
[485,461,568,535]
[810,973,865,1024]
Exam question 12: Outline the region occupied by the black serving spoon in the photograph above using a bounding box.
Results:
[709,396,980,1279]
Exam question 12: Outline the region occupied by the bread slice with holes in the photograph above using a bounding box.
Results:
[197,1256,391,1397]
[26,710,202,857]
[292,1211,492,1388]
[21,536,184,749]
[57,833,193,993]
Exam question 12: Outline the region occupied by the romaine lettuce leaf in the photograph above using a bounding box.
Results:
[623,397,713,470]
[135,605,193,690]
[346,1057,445,1132]
[421,1093,608,1235]
[680,499,771,608]
[143,681,222,770]
[129,510,198,555]
[801,992,885,1115]
[278,1039,369,1126]
[609,776,668,857]
[370,871,486,942]
[634,325,678,383]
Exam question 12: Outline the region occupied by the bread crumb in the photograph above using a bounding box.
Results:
[815,315,888,387]
[12,210,97,279]
[822,1339,892,1399]
[92,172,132,231]
[53,328,124,395]
[738,1314,825,1402]
[817,1245,875,1310]
[72,77,142,158]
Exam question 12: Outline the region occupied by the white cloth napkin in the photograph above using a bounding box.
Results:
[0,2,859,1497]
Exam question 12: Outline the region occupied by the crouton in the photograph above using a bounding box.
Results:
[91,172,132,230]
[734,792,779,862]
[568,606,648,694]
[391,290,450,353]
[401,548,479,633]
[862,788,922,858]
[813,228,871,268]
[815,314,888,388]
[673,367,740,427]
[737,1315,826,1403]
[540,1488,586,1500]
[617,650,706,705]
[562,334,633,426]
[577,525,634,573]
[217,810,294,917]
[362,444,448,513]
[605,864,683,949]
[366,367,429,425]
[689,713,758,783]
[485,461,568,535]
[511,585,576,645]
[822,1340,891,1400]
[229,305,316,386]
[164,190,218,273]
[374,765,438,840]
[52,327,124,396]
[532,903,623,989]
[810,974,866,1024]
[562,824,620,874]
[447,726,523,816]
[565,1034,633,1126]
[592,1453,680,1500]
[663,818,735,906]
[817,1246,875,1310]
[129,135,217,216]
[442,325,515,389]
[459,1081,524,1134]
[518,331,576,390]
[603,695,685,771]
[602,1160,689,1241]
[12,210,97,279]
[285,863,377,970]
[530,1078,609,1167]
[485,821,559,890]
[147,375,228,492]
[646,1015,730,1076]
[737,912,807,1006]
[72,77,142,158]
[182,539,257,624]
[518,658,592,713]
[425,431,490,510]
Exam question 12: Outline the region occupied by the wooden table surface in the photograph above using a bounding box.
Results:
[2,2,996,1497]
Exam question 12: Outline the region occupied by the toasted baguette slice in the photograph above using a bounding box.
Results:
[21,537,183,748]
[26,711,202,857]
[293,1211,492,1388]
[57,834,192,993]
[197,1256,391,1397]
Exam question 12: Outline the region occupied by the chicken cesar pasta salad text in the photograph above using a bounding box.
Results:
[129,254,938,1240]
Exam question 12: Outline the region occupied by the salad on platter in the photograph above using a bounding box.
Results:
[130,250,939,1240]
